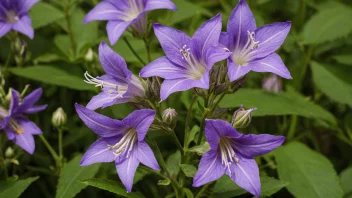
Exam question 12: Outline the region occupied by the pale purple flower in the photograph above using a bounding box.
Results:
[140,14,231,100]
[75,104,159,192]
[84,0,177,44]
[220,0,292,82]
[262,74,282,93]
[84,42,145,110]
[0,88,47,154]
[0,0,38,39]
[193,119,285,197]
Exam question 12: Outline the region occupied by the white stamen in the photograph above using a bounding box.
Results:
[219,137,238,174]
[6,11,19,24]
[179,45,206,80]
[232,31,260,66]
[108,129,137,159]
[9,119,24,135]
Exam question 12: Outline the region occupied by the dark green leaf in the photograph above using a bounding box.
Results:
[213,175,246,198]
[333,55,352,65]
[166,150,181,176]
[340,166,352,198]
[0,177,39,198]
[179,164,197,177]
[29,2,64,29]
[261,176,289,197]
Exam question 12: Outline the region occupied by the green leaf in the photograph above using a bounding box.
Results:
[261,176,289,197]
[274,142,343,198]
[54,35,74,60]
[81,178,143,198]
[56,155,101,198]
[0,177,39,198]
[185,125,200,149]
[340,166,352,198]
[179,164,197,177]
[158,179,171,186]
[311,61,352,108]
[29,2,64,29]
[183,188,194,198]
[333,55,352,66]
[303,2,352,44]
[213,175,246,198]
[220,88,336,126]
[188,142,210,156]
[10,66,94,91]
[166,150,181,176]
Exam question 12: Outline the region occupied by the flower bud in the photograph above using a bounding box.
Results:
[226,76,247,94]
[232,105,257,128]
[84,48,94,62]
[3,88,13,108]
[162,108,178,128]
[262,74,282,93]
[5,147,14,158]
[52,107,67,127]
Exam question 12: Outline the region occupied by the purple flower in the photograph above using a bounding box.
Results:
[0,0,38,39]
[84,0,177,44]
[140,14,231,100]
[84,42,145,110]
[220,0,292,82]
[75,104,159,192]
[193,119,285,197]
[0,88,47,154]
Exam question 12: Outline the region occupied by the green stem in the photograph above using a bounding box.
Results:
[123,37,146,65]
[143,38,152,63]
[183,95,197,151]
[195,183,210,198]
[170,129,184,154]
[39,135,59,161]
[58,128,63,162]
[287,116,298,140]
[64,7,77,56]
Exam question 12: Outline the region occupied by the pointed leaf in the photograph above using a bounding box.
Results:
[179,164,197,177]
[0,177,39,198]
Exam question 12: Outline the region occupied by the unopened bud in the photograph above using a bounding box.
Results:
[162,108,178,128]
[212,108,229,119]
[215,83,227,94]
[262,74,282,93]
[5,147,14,158]
[226,76,247,94]
[3,88,13,108]
[52,107,67,127]
[232,105,256,128]
[84,48,94,62]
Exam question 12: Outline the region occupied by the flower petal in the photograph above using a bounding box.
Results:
[81,137,120,166]
[205,45,232,69]
[11,129,35,154]
[99,42,132,82]
[205,119,241,150]
[12,15,34,39]
[249,53,292,79]
[83,1,120,23]
[86,91,119,110]
[18,0,39,14]
[0,21,12,38]
[252,22,291,60]
[192,14,222,59]
[16,116,42,135]
[193,150,225,187]
[144,0,177,12]
[106,20,131,45]
[137,141,160,170]
[219,32,230,47]
[122,109,155,141]
[115,148,140,193]
[140,56,187,79]
[227,0,256,51]
[75,104,127,137]
[9,89,20,116]
[24,105,47,114]
[153,23,191,67]
[15,88,42,113]
[228,157,261,197]
[227,60,251,82]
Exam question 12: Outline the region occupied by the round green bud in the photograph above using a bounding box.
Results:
[232,105,257,129]
[52,107,67,128]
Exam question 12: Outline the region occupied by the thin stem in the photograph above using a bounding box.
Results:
[169,129,184,154]
[287,116,298,140]
[123,37,146,65]
[64,7,77,56]
[58,128,63,161]
[195,183,210,198]
[39,135,59,161]
[183,95,197,151]
[143,38,152,63]
[4,47,12,67]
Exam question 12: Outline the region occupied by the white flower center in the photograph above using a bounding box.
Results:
[107,128,137,159]
[232,31,259,66]
[122,0,144,21]
[219,137,238,174]
[6,11,19,24]
[9,119,24,135]
[180,45,206,80]
[84,72,128,99]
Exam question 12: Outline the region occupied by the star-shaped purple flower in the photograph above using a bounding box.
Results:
[84,42,145,110]
[140,14,231,100]
[0,88,47,154]
[221,0,292,82]
[0,0,38,39]
[193,119,285,197]
[75,104,159,192]
[84,0,177,44]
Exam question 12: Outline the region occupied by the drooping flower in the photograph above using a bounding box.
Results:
[140,14,231,100]
[0,88,47,154]
[84,42,145,110]
[193,119,285,197]
[75,104,159,192]
[262,74,282,93]
[0,0,39,39]
[220,0,292,82]
[84,0,177,44]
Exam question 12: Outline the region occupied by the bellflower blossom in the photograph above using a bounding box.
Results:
[220,0,292,82]
[193,119,285,197]
[0,88,47,154]
[84,42,145,110]
[84,0,177,44]
[0,0,39,39]
[140,14,231,100]
[75,104,159,192]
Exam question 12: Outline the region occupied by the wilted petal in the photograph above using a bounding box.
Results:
[205,119,241,150]
[81,137,120,166]
[137,141,160,170]
[83,1,120,23]
[122,109,155,141]
[227,61,251,82]
[252,22,291,60]
[228,157,261,197]
[144,0,177,12]
[153,23,191,67]
[0,22,12,38]
[193,150,225,187]
[249,53,292,79]
[115,148,140,193]
[140,57,187,79]
[205,45,231,69]
[227,0,256,51]
[12,15,34,39]
[106,20,131,45]
[75,104,127,137]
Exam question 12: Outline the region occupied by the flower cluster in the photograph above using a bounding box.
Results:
[72,0,292,196]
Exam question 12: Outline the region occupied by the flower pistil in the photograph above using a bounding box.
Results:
[180,45,206,80]
[108,128,137,159]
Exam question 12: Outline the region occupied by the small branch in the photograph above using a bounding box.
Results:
[123,37,146,65]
